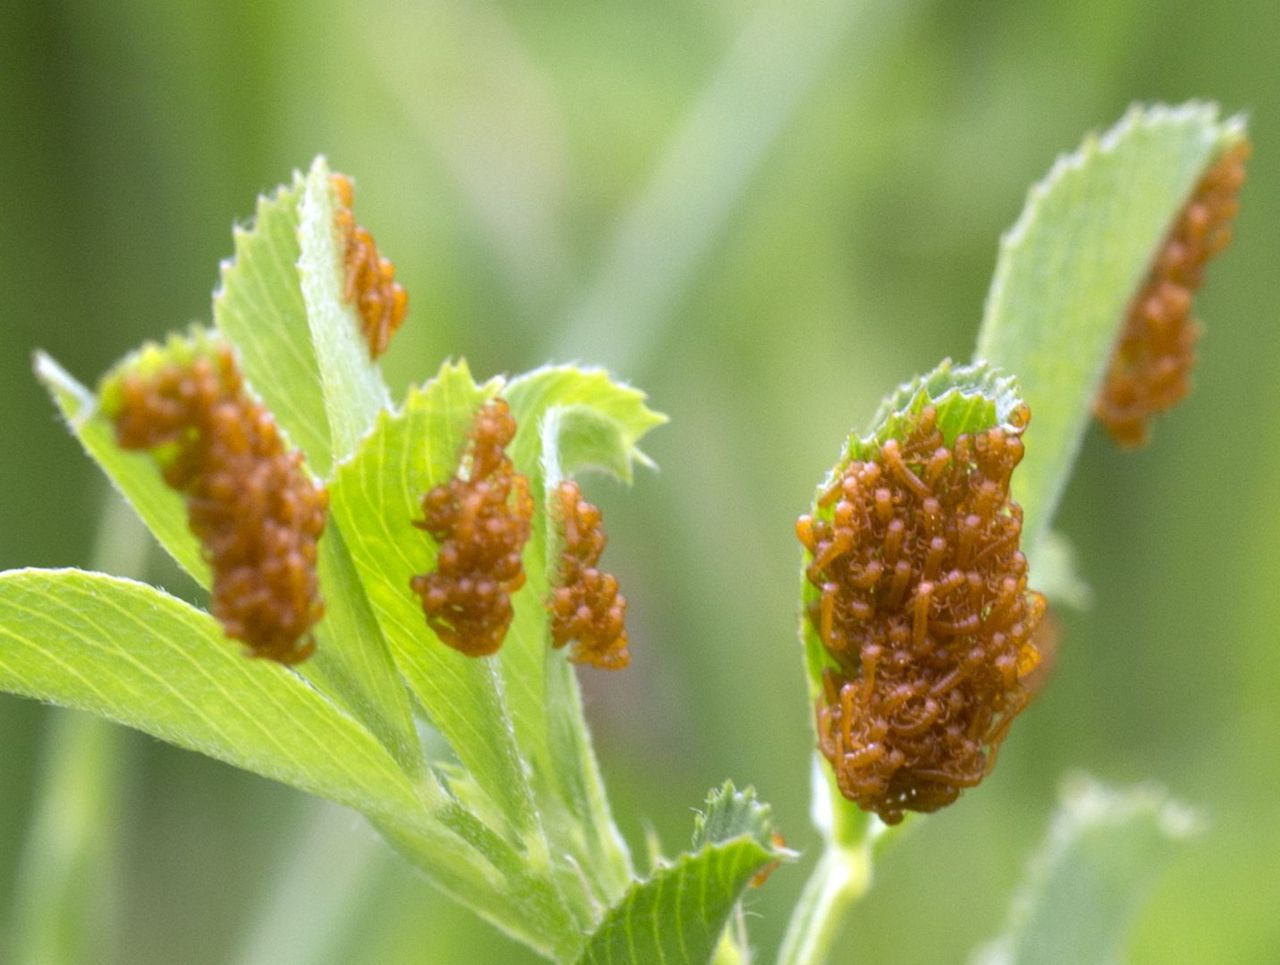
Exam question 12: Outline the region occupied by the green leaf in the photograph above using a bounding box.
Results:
[973,775,1202,965]
[376,809,584,963]
[503,367,665,897]
[296,157,391,462]
[689,781,777,852]
[579,783,788,965]
[501,366,667,763]
[975,102,1246,554]
[306,525,425,779]
[35,351,207,584]
[213,173,335,476]
[0,569,425,824]
[327,361,540,839]
[858,359,1024,454]
[0,576,550,956]
[506,365,666,487]
[798,359,1028,847]
[37,345,423,779]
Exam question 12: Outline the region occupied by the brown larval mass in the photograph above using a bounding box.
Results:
[114,345,328,665]
[411,399,533,657]
[1094,139,1250,447]
[797,405,1043,825]
[331,172,408,359]
[550,480,630,670]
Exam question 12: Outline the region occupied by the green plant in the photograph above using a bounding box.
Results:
[0,102,1247,963]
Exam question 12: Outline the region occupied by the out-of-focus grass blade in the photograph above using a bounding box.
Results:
[972,775,1202,965]
[4,495,146,965]
[4,711,123,965]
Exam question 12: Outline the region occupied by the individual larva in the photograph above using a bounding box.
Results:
[114,345,328,665]
[797,404,1043,825]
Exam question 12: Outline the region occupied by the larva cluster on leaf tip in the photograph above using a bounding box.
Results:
[114,345,328,665]
[1094,138,1250,447]
[550,480,630,670]
[331,172,408,359]
[410,399,532,657]
[798,404,1043,824]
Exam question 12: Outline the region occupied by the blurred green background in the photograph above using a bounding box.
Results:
[1,0,1277,962]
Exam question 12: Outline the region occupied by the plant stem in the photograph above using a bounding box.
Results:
[776,842,872,965]
[4,711,125,965]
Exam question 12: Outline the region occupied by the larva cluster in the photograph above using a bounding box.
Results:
[797,405,1043,824]
[1094,139,1250,446]
[114,346,328,665]
[331,172,408,359]
[411,399,532,657]
[550,480,630,670]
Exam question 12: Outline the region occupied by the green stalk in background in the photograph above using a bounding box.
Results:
[5,495,146,965]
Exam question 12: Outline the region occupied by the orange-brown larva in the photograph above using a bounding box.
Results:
[798,405,1043,824]
[331,172,408,359]
[410,399,532,657]
[550,480,630,670]
[113,345,328,665]
[749,832,788,888]
[1094,139,1250,447]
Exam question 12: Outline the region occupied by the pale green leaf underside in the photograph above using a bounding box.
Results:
[976,102,1245,554]
[0,576,499,952]
[506,365,666,485]
[213,174,334,476]
[328,361,538,833]
[297,157,390,462]
[973,775,1201,965]
[0,569,423,824]
[579,783,784,965]
[307,524,425,780]
[533,404,638,902]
